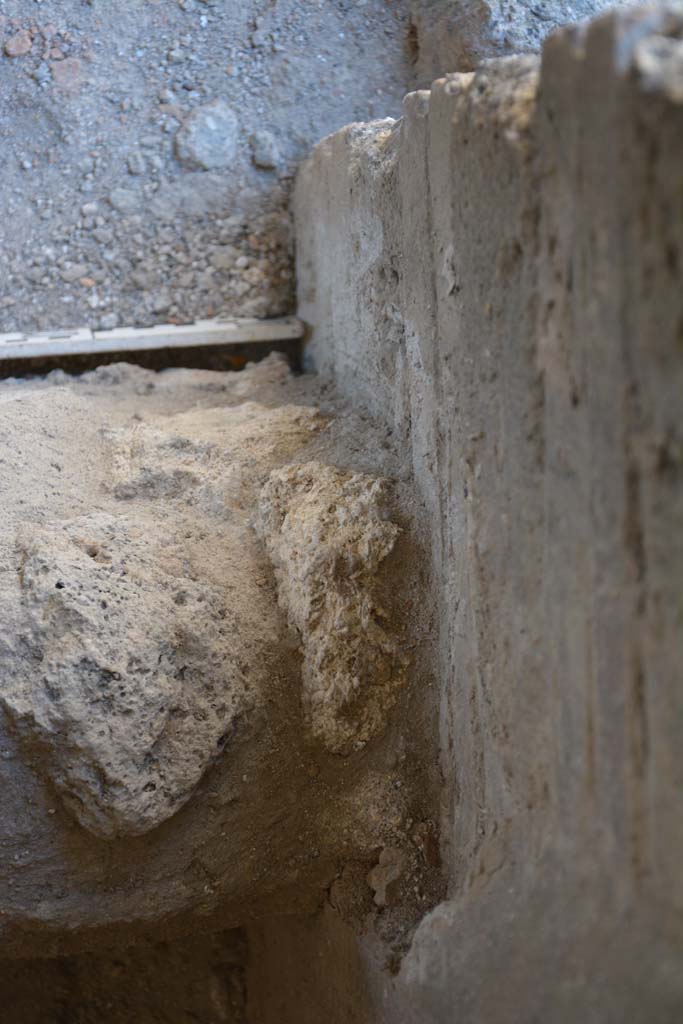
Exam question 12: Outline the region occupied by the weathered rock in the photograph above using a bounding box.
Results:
[367,846,406,907]
[259,462,405,753]
[4,30,32,58]
[1,513,255,839]
[250,129,280,170]
[0,363,320,844]
[0,357,422,955]
[175,99,240,171]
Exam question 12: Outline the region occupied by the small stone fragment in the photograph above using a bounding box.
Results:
[367,847,406,908]
[4,30,32,58]
[109,188,140,214]
[150,289,172,314]
[251,29,270,49]
[93,227,114,244]
[175,99,239,170]
[60,263,89,284]
[127,152,146,176]
[250,129,280,170]
[210,245,238,270]
[31,63,51,85]
[50,57,82,90]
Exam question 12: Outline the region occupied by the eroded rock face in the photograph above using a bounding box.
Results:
[0,361,327,840]
[259,462,405,753]
[2,513,254,839]
[0,358,428,953]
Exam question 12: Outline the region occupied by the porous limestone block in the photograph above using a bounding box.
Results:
[259,461,404,753]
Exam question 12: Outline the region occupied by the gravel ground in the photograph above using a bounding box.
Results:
[0,0,413,334]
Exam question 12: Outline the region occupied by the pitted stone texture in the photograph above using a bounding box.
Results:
[259,462,405,753]
[1,514,252,839]
[0,356,424,954]
[0,360,324,841]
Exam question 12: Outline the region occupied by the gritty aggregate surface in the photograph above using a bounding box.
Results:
[0,0,412,334]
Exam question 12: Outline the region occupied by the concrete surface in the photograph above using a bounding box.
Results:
[295,4,683,1020]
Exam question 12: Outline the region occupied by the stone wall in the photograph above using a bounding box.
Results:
[294,5,683,1020]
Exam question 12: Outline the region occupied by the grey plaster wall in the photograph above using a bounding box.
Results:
[295,4,683,1020]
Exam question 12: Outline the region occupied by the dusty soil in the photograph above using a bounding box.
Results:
[0,0,413,335]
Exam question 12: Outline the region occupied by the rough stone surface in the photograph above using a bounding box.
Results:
[0,369,327,840]
[295,5,683,1020]
[259,462,404,753]
[2,1,679,1019]
[0,355,443,958]
[4,513,253,840]
[175,99,240,171]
